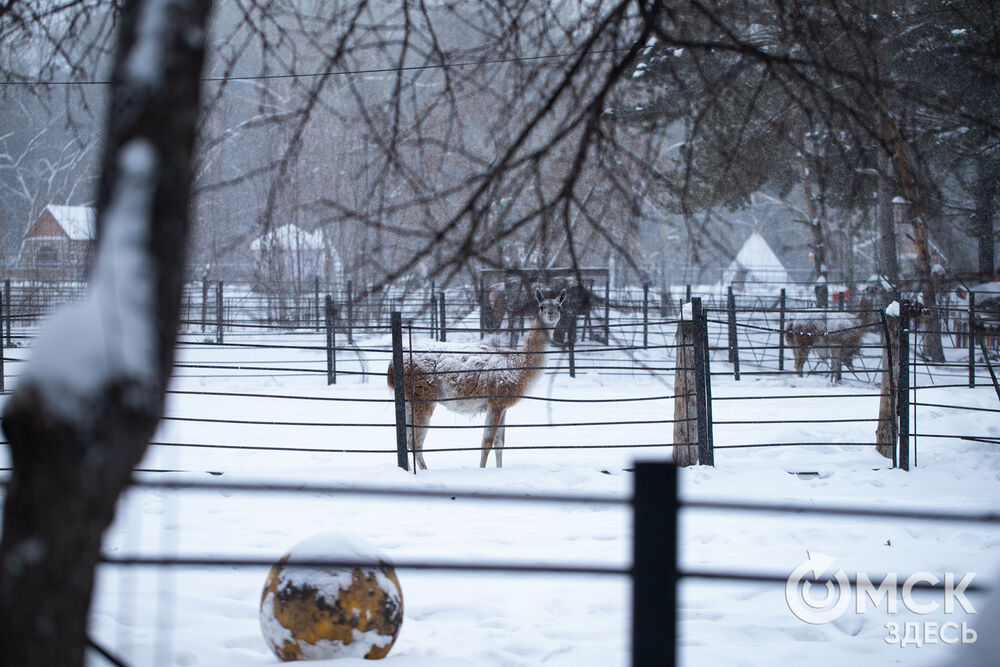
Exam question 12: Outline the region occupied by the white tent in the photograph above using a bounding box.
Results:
[722,231,789,287]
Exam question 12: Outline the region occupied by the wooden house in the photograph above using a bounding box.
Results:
[12,204,96,281]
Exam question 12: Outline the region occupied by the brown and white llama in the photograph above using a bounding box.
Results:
[387,288,565,469]
[785,287,886,381]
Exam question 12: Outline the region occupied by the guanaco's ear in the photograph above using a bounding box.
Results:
[556,289,567,306]
[534,287,544,304]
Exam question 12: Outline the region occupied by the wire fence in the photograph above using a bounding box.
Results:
[2,462,994,665]
[1,279,999,663]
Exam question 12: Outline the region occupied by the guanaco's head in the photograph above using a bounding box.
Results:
[534,288,566,328]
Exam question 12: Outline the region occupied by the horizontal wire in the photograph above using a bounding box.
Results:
[680,568,992,592]
[713,441,882,449]
[128,478,628,504]
[99,554,630,576]
[683,499,1000,524]
[911,401,1000,413]
[713,417,888,425]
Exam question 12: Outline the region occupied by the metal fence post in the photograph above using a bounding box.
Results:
[567,296,577,379]
[727,285,740,380]
[216,281,224,344]
[897,301,911,471]
[692,298,714,466]
[478,275,487,339]
[314,276,321,332]
[604,279,610,343]
[778,288,786,372]
[969,291,976,388]
[325,295,336,385]
[4,278,11,346]
[430,280,437,339]
[439,291,447,343]
[201,276,208,333]
[642,283,649,349]
[430,288,439,341]
[1,318,5,393]
[390,312,409,471]
[346,280,354,344]
[632,461,677,667]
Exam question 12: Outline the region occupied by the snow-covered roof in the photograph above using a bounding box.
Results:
[44,204,97,241]
[724,231,789,284]
[251,224,325,251]
[967,280,1000,296]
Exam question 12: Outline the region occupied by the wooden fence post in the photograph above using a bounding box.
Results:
[876,305,899,463]
[673,306,698,467]
[632,461,677,667]
[390,312,409,471]
[325,295,336,385]
[815,283,828,308]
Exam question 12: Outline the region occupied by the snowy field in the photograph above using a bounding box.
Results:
[2,320,999,666]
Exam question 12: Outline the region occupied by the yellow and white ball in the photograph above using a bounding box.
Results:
[259,533,403,661]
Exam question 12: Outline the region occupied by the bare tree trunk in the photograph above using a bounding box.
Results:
[795,143,827,285]
[876,147,900,284]
[973,158,998,278]
[673,317,698,467]
[878,99,945,362]
[0,1,212,664]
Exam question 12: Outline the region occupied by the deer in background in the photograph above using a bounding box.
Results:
[785,286,888,381]
[387,288,566,469]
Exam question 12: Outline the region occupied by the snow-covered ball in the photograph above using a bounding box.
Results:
[259,532,403,661]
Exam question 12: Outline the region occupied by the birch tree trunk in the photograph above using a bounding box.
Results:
[0,1,212,664]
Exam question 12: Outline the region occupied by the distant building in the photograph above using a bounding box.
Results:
[250,223,343,290]
[722,231,789,289]
[12,204,96,281]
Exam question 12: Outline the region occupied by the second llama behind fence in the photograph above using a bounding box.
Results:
[387,288,566,469]
[784,286,886,381]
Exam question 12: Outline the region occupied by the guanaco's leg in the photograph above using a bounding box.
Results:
[407,400,434,470]
[793,339,810,377]
[493,410,507,469]
[480,404,505,468]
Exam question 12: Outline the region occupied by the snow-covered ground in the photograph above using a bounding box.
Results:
[2,321,998,666]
